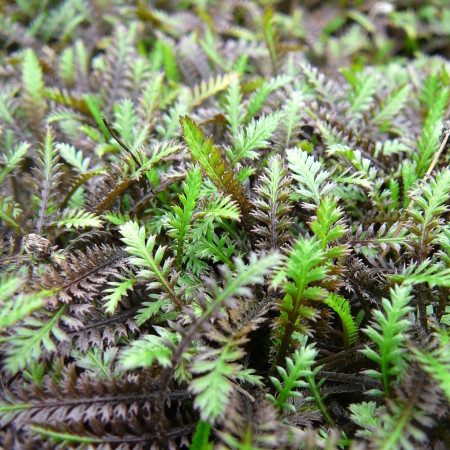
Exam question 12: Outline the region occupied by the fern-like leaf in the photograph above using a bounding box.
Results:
[372,85,410,130]
[251,155,293,252]
[56,143,90,173]
[412,330,450,402]
[181,116,252,222]
[163,165,202,269]
[344,71,377,118]
[190,73,237,107]
[103,274,136,315]
[0,142,30,187]
[190,342,251,423]
[406,169,450,261]
[32,126,63,235]
[2,306,66,374]
[415,74,449,177]
[224,75,245,146]
[0,195,23,234]
[119,326,178,370]
[287,147,335,209]
[119,221,183,309]
[267,343,316,412]
[187,253,279,422]
[0,274,47,329]
[362,285,413,396]
[229,112,282,166]
[323,293,358,348]
[21,48,46,134]
[272,238,327,364]
[51,208,103,230]
[245,74,292,121]
[309,196,347,258]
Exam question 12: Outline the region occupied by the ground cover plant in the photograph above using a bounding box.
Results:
[0,0,449,448]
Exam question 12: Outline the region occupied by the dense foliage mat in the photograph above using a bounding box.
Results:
[0,0,449,448]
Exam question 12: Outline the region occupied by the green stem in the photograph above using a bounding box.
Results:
[176,236,184,271]
[306,374,334,426]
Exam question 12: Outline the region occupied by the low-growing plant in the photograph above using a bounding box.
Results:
[0,0,449,448]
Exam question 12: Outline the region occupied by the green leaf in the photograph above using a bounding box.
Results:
[190,420,213,450]
[119,326,178,370]
[309,196,346,253]
[119,221,182,308]
[349,73,377,117]
[52,208,102,230]
[272,237,327,363]
[82,94,110,140]
[33,125,63,235]
[181,251,280,413]
[0,142,30,187]
[197,195,240,222]
[113,98,138,145]
[267,344,316,412]
[135,298,170,327]
[56,143,90,173]
[103,275,136,315]
[141,73,164,119]
[415,84,448,177]
[323,293,358,348]
[281,90,304,147]
[273,237,327,293]
[372,85,410,129]
[30,426,102,445]
[287,147,334,209]
[190,73,237,108]
[189,345,240,423]
[4,306,66,374]
[181,116,251,218]
[195,231,235,270]
[263,7,277,74]
[0,89,16,126]
[245,75,292,121]
[59,47,74,86]
[213,252,281,307]
[0,274,50,329]
[349,401,382,440]
[22,48,45,109]
[162,42,180,82]
[229,112,282,166]
[362,285,413,396]
[72,346,118,380]
[181,116,225,181]
[163,165,202,269]
[407,169,450,255]
[103,212,131,225]
[390,260,450,288]
[224,75,245,145]
[412,331,450,402]
[304,364,334,426]
[0,195,23,233]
